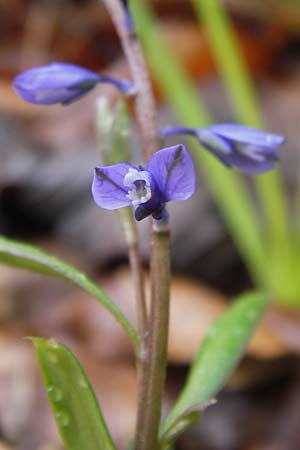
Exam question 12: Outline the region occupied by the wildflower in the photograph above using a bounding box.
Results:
[160,124,285,175]
[13,62,135,105]
[92,144,196,221]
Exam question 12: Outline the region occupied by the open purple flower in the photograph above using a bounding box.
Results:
[160,124,285,175]
[13,62,135,105]
[92,144,196,221]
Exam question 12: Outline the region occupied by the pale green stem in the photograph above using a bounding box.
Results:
[119,208,148,336]
[134,224,170,450]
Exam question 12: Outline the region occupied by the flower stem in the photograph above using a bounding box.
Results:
[103,2,171,449]
[119,208,148,335]
[135,224,170,450]
[104,0,158,160]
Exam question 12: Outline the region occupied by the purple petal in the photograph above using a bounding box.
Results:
[13,62,135,105]
[216,151,277,175]
[160,126,196,139]
[208,123,285,148]
[196,129,233,154]
[92,162,133,210]
[97,75,135,95]
[13,63,101,105]
[147,145,196,202]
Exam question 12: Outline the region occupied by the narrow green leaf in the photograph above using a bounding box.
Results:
[191,0,290,281]
[160,400,216,450]
[0,236,139,349]
[160,292,268,443]
[31,337,116,450]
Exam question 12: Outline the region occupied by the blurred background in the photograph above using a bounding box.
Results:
[1,0,300,449]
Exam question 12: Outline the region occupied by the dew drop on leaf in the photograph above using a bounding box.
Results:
[78,378,88,389]
[55,411,70,427]
[47,386,63,402]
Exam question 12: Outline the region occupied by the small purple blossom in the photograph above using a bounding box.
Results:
[160,124,285,175]
[13,62,135,106]
[92,144,196,221]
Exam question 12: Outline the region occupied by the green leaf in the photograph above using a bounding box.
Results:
[0,236,139,349]
[160,292,268,444]
[191,0,291,294]
[31,337,116,450]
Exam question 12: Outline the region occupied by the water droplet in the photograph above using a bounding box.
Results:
[77,273,87,282]
[78,378,88,389]
[48,338,59,349]
[55,411,70,427]
[47,386,63,402]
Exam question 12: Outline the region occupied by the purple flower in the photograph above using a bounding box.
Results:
[92,144,196,221]
[13,62,135,105]
[160,124,285,175]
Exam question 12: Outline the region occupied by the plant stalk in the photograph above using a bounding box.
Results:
[104,2,171,449]
[119,208,148,335]
[135,224,170,450]
[104,0,159,160]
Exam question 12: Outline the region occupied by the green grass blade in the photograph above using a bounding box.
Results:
[160,291,268,444]
[191,0,289,261]
[131,0,265,282]
[0,236,139,349]
[32,337,116,450]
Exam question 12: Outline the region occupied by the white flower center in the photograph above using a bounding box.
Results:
[124,168,152,206]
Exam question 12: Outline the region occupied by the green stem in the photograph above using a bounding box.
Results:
[134,224,170,450]
[119,208,148,336]
[104,3,170,450]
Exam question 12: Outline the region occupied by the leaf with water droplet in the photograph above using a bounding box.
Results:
[160,291,268,446]
[31,337,116,450]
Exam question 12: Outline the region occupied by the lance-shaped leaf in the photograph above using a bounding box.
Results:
[160,291,268,447]
[31,337,116,450]
[0,236,139,349]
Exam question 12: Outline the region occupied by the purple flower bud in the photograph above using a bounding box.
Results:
[13,62,135,105]
[92,144,196,221]
[160,124,285,175]
[119,0,134,34]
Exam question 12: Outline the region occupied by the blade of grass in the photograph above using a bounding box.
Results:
[191,0,290,269]
[131,0,265,282]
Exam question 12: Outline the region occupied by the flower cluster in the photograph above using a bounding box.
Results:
[13,62,135,105]
[12,61,286,221]
[92,144,196,221]
[160,124,285,175]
